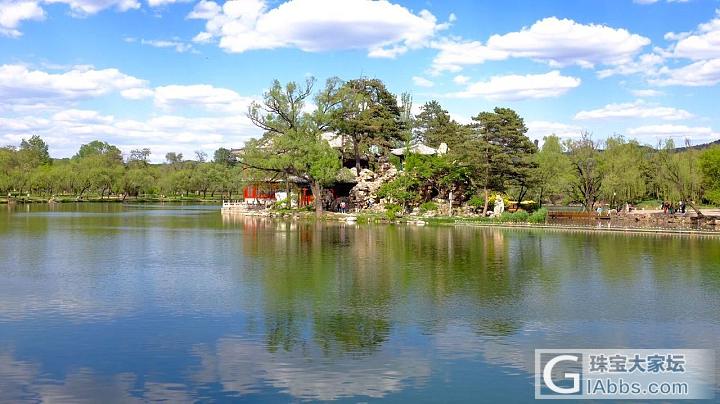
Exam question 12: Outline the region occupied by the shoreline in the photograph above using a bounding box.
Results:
[1,197,223,204]
[5,200,719,236]
[446,220,720,237]
[221,209,720,237]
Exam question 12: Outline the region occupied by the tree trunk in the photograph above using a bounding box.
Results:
[517,186,528,211]
[482,187,489,216]
[285,177,291,209]
[310,181,323,216]
[353,137,361,173]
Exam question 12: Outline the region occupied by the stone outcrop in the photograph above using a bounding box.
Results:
[348,163,398,211]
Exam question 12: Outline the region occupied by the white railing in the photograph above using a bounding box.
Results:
[222,200,246,208]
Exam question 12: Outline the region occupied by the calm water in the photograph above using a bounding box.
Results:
[1,203,719,403]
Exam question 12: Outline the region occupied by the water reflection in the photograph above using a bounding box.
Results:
[191,337,430,400]
[1,205,719,401]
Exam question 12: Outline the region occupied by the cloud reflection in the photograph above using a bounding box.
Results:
[191,336,431,400]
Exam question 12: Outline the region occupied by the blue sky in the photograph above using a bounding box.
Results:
[1,0,719,161]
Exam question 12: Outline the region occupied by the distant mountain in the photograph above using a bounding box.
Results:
[676,138,720,151]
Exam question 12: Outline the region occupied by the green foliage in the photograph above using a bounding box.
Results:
[533,135,572,205]
[74,140,122,162]
[245,77,343,214]
[19,135,51,168]
[413,100,463,148]
[332,77,404,170]
[528,207,548,223]
[419,201,438,213]
[335,167,356,183]
[377,175,418,207]
[457,107,537,212]
[700,145,720,205]
[599,136,650,205]
[497,210,529,223]
[213,147,237,166]
[655,139,703,214]
[468,195,485,209]
[564,133,603,211]
[385,203,402,220]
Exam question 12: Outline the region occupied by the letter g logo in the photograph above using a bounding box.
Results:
[543,354,581,394]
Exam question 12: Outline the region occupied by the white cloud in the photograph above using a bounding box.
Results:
[188,0,449,57]
[139,38,193,53]
[147,0,190,7]
[0,64,148,106]
[0,0,45,37]
[429,39,508,73]
[631,89,664,97]
[191,337,431,401]
[452,75,469,85]
[0,64,262,159]
[450,71,581,101]
[430,17,649,73]
[412,76,434,88]
[596,52,664,78]
[651,58,720,86]
[153,84,254,113]
[0,0,139,37]
[627,124,719,142]
[671,10,720,60]
[0,110,260,161]
[120,87,154,100]
[527,120,583,140]
[574,100,693,121]
[43,0,140,16]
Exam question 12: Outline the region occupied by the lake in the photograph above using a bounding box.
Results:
[1,203,719,403]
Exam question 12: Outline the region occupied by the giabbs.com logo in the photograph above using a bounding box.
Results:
[536,351,584,398]
[535,349,715,400]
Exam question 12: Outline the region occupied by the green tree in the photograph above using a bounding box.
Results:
[599,136,650,207]
[165,152,183,165]
[533,135,572,206]
[413,100,463,149]
[74,140,122,163]
[333,78,403,172]
[19,135,51,168]
[128,148,151,165]
[245,77,342,215]
[213,147,237,166]
[656,139,703,216]
[466,107,537,212]
[700,145,720,205]
[565,133,603,211]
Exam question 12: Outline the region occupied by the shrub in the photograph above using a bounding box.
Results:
[528,207,548,223]
[511,210,529,222]
[419,201,438,213]
[336,167,356,183]
[497,210,530,223]
[468,195,486,210]
[385,204,402,220]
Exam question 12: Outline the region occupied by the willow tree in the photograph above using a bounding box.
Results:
[244,77,342,215]
[565,133,603,211]
[599,136,651,206]
[700,145,720,205]
[534,135,572,206]
[655,139,703,216]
